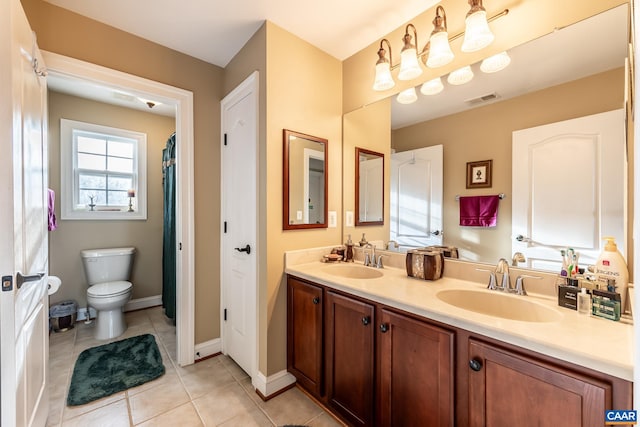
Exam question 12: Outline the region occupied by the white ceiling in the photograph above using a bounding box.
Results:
[44,0,440,67]
[45,3,627,125]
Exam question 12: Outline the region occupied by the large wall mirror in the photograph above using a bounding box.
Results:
[342,4,631,271]
[283,129,328,230]
[355,147,384,226]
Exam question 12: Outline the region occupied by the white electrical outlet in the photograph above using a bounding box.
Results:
[346,211,354,227]
[328,211,337,228]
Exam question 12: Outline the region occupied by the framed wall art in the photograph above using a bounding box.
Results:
[466,159,492,189]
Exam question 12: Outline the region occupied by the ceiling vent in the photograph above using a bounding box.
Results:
[465,92,500,106]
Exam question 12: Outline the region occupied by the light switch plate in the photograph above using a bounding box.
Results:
[346,211,354,227]
[296,210,303,220]
[328,211,337,228]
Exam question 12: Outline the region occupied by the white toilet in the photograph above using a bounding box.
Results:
[81,247,135,340]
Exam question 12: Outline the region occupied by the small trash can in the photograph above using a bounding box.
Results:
[49,300,77,332]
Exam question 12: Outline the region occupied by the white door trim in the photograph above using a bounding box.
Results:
[220,71,259,380]
[41,51,196,366]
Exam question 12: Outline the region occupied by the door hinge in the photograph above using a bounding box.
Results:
[179,242,182,250]
[2,276,13,292]
[224,308,227,321]
[224,221,227,233]
[224,133,228,146]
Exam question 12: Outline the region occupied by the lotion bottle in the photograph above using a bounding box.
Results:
[595,237,629,313]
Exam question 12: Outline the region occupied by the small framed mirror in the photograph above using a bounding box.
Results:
[355,147,384,226]
[283,129,328,230]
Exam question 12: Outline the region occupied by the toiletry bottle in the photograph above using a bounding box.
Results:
[345,235,354,262]
[577,288,591,315]
[595,237,629,313]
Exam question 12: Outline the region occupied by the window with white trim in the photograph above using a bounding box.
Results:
[60,119,147,220]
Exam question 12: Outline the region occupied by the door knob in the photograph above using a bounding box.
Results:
[312,297,320,305]
[362,316,371,326]
[431,230,442,236]
[234,244,251,254]
[379,323,389,333]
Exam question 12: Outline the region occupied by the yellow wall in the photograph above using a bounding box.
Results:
[342,0,627,113]
[263,22,343,375]
[48,91,175,307]
[343,99,391,244]
[21,0,224,344]
[391,68,625,262]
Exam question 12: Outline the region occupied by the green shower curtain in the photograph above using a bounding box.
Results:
[162,132,176,322]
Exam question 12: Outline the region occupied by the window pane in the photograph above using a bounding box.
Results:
[79,174,106,190]
[108,176,132,191]
[78,153,106,170]
[108,190,128,206]
[109,140,134,158]
[79,189,106,206]
[108,157,133,173]
[77,135,106,155]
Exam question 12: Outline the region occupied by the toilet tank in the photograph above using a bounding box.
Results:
[81,247,136,285]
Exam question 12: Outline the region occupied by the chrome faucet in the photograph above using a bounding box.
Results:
[363,243,376,267]
[495,258,512,291]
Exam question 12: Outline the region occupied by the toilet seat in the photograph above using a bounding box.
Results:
[88,281,132,298]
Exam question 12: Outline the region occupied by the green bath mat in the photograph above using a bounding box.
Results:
[67,333,165,406]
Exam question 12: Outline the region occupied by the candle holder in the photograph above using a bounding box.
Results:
[127,189,135,212]
[88,195,96,212]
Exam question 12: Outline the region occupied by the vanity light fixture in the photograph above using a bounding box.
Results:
[396,87,418,104]
[373,39,395,91]
[480,51,511,73]
[371,4,509,92]
[398,24,423,81]
[420,77,444,95]
[461,0,495,52]
[426,6,455,68]
[447,65,474,85]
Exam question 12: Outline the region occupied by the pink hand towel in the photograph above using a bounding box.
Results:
[459,195,500,227]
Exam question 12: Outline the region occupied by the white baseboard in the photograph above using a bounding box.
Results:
[124,295,162,312]
[194,338,222,360]
[252,370,296,398]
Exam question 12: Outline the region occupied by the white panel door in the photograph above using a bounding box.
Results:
[359,156,384,222]
[1,0,49,426]
[512,109,626,271]
[220,72,258,379]
[390,145,443,249]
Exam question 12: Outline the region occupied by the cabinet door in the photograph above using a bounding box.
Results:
[468,339,612,427]
[287,277,324,397]
[378,309,454,427]
[325,291,375,427]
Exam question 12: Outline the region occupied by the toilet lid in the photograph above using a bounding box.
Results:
[88,281,132,298]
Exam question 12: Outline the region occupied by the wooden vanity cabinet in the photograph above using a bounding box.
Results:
[377,308,455,427]
[287,276,324,398]
[325,291,375,427]
[459,335,633,427]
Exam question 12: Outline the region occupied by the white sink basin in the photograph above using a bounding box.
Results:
[322,264,384,280]
[436,289,562,323]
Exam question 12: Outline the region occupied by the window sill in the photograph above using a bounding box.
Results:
[61,208,147,221]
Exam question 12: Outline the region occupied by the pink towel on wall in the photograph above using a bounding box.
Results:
[48,189,58,231]
[459,195,500,227]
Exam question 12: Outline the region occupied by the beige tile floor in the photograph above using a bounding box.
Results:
[47,306,343,427]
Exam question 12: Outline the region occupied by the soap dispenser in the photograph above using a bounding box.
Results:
[345,235,354,262]
[359,233,368,247]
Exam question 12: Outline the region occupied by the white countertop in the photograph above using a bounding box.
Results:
[285,259,634,382]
